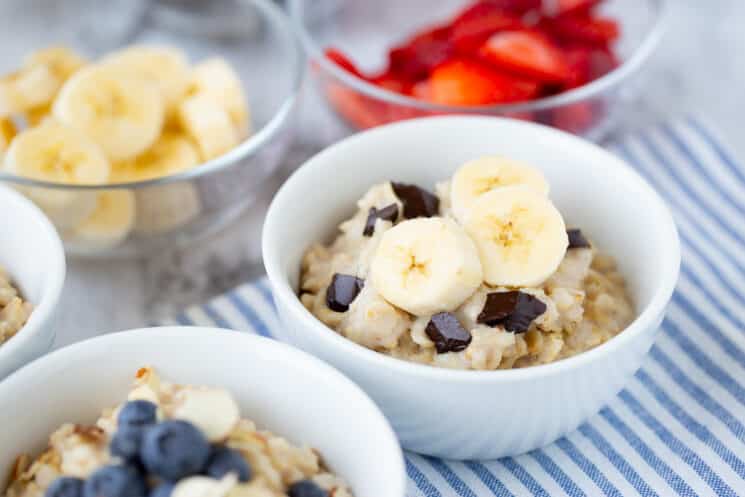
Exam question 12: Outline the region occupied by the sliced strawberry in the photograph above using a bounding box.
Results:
[388,26,454,81]
[481,0,542,14]
[372,71,413,95]
[552,0,601,16]
[324,48,366,79]
[479,30,570,83]
[562,46,591,87]
[587,46,619,78]
[427,59,540,106]
[549,14,620,46]
[451,4,523,53]
[552,101,599,134]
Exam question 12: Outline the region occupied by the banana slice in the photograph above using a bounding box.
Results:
[451,156,550,223]
[5,121,110,184]
[370,217,483,316]
[53,64,165,161]
[5,121,108,229]
[170,387,240,442]
[25,104,53,127]
[134,183,202,235]
[463,186,568,287]
[102,45,190,115]
[189,58,251,137]
[111,132,199,183]
[173,475,237,497]
[24,46,87,81]
[0,65,60,116]
[178,93,238,161]
[68,189,136,249]
[0,118,17,153]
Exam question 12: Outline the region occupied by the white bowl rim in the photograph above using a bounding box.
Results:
[263,115,681,382]
[0,326,407,496]
[0,186,65,367]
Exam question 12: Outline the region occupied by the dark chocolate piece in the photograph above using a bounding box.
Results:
[567,229,591,249]
[477,291,547,333]
[391,182,439,219]
[325,274,364,312]
[425,312,472,353]
[363,204,399,236]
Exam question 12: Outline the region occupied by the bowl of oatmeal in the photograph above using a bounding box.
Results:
[0,185,65,378]
[0,327,405,497]
[263,116,680,459]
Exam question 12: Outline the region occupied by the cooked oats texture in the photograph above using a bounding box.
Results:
[4,367,352,497]
[0,266,32,347]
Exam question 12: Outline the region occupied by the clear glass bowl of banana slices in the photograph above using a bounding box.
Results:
[0,0,302,257]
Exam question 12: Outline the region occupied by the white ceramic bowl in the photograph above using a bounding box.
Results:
[0,327,406,497]
[263,116,680,459]
[0,186,65,378]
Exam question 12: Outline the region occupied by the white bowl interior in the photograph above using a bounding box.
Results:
[0,328,405,497]
[267,117,677,325]
[0,186,65,376]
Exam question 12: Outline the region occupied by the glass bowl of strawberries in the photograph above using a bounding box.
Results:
[290,0,666,140]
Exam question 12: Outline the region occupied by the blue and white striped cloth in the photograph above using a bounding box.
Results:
[161,117,745,497]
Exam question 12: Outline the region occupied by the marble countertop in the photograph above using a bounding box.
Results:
[54,0,744,348]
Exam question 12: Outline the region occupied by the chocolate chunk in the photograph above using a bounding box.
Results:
[425,312,472,353]
[325,274,364,312]
[567,228,591,249]
[363,204,399,236]
[391,182,439,219]
[477,291,547,333]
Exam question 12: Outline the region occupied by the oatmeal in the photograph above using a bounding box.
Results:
[0,266,32,347]
[4,368,351,497]
[300,156,634,370]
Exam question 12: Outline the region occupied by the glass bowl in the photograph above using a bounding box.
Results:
[290,0,666,140]
[0,0,303,258]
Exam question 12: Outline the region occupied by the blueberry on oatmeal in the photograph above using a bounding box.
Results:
[4,368,354,497]
[204,447,251,482]
[147,484,173,497]
[44,478,84,497]
[140,421,210,480]
[83,465,147,497]
[288,480,327,497]
[110,426,144,462]
[118,401,158,428]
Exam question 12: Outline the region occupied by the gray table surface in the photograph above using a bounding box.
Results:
[54,0,744,348]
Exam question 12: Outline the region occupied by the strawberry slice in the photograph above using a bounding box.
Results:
[562,45,619,88]
[324,48,366,79]
[388,26,454,81]
[552,101,598,134]
[480,0,542,14]
[552,0,600,16]
[372,71,413,95]
[427,59,540,105]
[479,30,570,83]
[549,14,620,46]
[451,4,523,52]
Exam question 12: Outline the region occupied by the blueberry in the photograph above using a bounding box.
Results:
[118,401,158,428]
[83,465,147,497]
[140,420,210,480]
[205,446,252,482]
[110,426,144,462]
[287,480,327,497]
[45,477,84,497]
[148,483,174,497]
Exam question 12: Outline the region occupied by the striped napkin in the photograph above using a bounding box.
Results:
[161,117,745,497]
